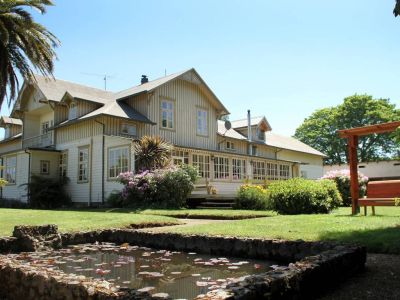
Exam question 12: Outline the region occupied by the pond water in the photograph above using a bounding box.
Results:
[18,243,280,299]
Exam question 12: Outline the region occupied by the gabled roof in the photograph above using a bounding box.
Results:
[231,116,272,131]
[80,101,154,124]
[32,74,114,104]
[0,133,22,144]
[0,116,22,126]
[264,132,325,157]
[116,68,230,115]
[217,120,247,140]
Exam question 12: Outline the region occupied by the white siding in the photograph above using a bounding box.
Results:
[277,150,324,179]
[323,161,400,180]
[1,152,29,201]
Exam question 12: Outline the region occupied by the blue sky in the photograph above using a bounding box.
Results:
[2,0,400,137]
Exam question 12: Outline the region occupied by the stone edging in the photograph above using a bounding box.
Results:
[0,226,366,300]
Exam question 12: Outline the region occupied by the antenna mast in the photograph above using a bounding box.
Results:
[81,72,115,90]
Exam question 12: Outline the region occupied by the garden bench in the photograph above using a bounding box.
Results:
[358,180,400,215]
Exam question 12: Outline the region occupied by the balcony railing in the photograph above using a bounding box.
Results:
[22,132,54,149]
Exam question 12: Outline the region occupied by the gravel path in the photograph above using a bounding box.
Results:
[319,253,400,300]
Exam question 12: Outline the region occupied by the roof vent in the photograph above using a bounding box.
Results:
[141,75,148,84]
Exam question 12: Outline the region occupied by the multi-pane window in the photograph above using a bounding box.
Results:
[172,150,189,165]
[197,109,208,136]
[5,156,16,184]
[41,121,50,134]
[161,99,174,129]
[232,159,246,180]
[192,154,210,178]
[253,161,266,180]
[59,151,68,178]
[69,102,78,120]
[78,147,89,182]
[108,147,129,179]
[214,156,229,180]
[252,145,257,156]
[279,164,290,179]
[226,141,235,151]
[120,123,137,137]
[266,162,278,180]
[40,160,50,175]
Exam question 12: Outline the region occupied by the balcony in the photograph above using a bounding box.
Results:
[23,132,54,149]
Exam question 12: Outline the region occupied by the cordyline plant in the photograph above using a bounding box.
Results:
[0,0,60,106]
[133,136,172,171]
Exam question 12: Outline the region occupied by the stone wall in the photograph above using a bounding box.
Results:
[0,225,366,300]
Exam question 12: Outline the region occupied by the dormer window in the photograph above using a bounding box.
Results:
[257,128,265,141]
[226,141,235,151]
[120,123,137,137]
[68,102,78,120]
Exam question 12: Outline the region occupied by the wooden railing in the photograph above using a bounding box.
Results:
[22,132,54,149]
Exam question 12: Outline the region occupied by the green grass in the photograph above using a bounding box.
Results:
[0,208,179,236]
[167,207,400,254]
[140,209,276,219]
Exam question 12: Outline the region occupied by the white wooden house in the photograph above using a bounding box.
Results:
[0,68,325,205]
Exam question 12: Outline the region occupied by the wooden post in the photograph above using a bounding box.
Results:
[348,135,359,215]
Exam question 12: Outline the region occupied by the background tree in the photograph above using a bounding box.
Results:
[294,95,400,165]
[0,0,60,107]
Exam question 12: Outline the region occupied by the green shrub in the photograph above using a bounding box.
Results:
[24,175,71,209]
[106,191,123,207]
[117,164,198,209]
[321,169,368,206]
[268,178,342,214]
[234,184,270,210]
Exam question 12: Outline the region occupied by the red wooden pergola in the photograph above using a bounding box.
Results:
[338,121,400,214]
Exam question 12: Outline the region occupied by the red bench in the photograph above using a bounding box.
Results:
[358,180,400,215]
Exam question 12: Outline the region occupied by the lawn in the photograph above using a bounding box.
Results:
[140,209,276,219]
[0,208,179,236]
[167,207,400,254]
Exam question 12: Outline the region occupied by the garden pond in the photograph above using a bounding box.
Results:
[13,242,278,299]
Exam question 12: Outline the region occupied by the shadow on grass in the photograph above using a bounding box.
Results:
[319,226,400,254]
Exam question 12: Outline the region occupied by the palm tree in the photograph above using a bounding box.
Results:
[395,0,400,17]
[133,136,172,171]
[0,0,60,107]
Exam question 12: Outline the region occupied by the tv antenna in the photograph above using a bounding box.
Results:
[81,72,116,90]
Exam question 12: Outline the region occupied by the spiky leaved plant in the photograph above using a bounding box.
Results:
[0,0,60,106]
[133,136,172,171]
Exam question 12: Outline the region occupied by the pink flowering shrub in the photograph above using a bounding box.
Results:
[114,164,198,208]
[321,169,368,206]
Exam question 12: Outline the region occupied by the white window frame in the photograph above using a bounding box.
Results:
[279,164,290,179]
[40,160,50,175]
[253,160,266,181]
[78,146,89,183]
[232,158,246,180]
[226,141,235,151]
[266,162,279,180]
[41,121,50,134]
[257,128,265,141]
[68,102,78,120]
[59,151,68,178]
[160,99,174,129]
[213,156,229,180]
[120,123,137,137]
[172,149,189,165]
[108,146,129,179]
[5,156,16,185]
[196,109,208,136]
[192,154,210,178]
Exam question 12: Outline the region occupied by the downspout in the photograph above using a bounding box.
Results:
[24,149,31,204]
[247,110,252,155]
[94,120,105,205]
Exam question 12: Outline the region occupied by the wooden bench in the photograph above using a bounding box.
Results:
[358,180,400,215]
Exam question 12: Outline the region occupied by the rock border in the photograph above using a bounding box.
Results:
[0,225,366,300]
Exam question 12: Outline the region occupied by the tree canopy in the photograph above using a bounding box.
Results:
[0,0,59,107]
[294,95,400,165]
[395,0,400,17]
